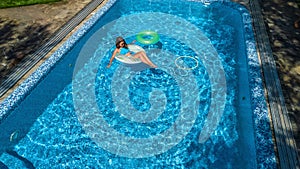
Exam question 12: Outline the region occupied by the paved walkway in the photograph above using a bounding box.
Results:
[0,0,93,85]
[259,0,300,156]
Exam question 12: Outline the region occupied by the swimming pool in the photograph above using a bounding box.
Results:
[0,0,277,168]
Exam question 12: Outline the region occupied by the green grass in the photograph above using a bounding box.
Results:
[0,0,61,8]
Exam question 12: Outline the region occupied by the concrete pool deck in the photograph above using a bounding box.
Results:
[258,0,300,157]
[0,0,299,167]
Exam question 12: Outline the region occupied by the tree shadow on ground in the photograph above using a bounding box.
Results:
[0,18,51,84]
[259,0,300,156]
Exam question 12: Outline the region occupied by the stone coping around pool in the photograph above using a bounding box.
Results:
[0,0,277,168]
[249,0,300,168]
[0,0,104,98]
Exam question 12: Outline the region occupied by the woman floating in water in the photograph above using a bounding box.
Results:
[106,37,157,68]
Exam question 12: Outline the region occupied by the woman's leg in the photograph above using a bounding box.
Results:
[134,51,157,68]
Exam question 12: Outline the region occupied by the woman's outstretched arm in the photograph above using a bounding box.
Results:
[107,49,119,68]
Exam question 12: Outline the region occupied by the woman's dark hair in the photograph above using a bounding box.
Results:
[116,40,128,49]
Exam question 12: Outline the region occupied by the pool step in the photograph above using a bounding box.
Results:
[0,151,23,168]
[0,150,35,169]
[0,161,9,169]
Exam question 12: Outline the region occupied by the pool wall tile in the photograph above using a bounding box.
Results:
[225,2,277,168]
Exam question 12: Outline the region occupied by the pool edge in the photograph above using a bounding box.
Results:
[0,0,117,122]
[0,0,285,168]
[249,0,300,168]
[0,0,108,100]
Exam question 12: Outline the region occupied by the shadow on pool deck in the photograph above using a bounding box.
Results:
[0,0,94,99]
[258,0,300,156]
[0,19,52,84]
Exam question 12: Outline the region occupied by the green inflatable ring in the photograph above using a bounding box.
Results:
[136,31,160,45]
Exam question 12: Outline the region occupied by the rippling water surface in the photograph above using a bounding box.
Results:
[0,0,257,168]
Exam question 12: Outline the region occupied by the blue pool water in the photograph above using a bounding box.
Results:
[0,0,277,168]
